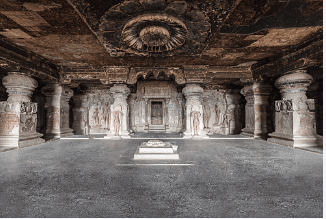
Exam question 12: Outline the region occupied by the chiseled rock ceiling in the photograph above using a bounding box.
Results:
[0,0,323,71]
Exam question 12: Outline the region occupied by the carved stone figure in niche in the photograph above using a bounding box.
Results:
[112,105,122,136]
[92,108,100,127]
[202,98,211,129]
[214,104,220,124]
[191,106,201,135]
[102,102,110,129]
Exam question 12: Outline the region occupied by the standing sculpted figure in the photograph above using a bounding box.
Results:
[203,98,211,129]
[191,106,201,135]
[92,108,100,127]
[112,105,122,135]
[102,102,110,129]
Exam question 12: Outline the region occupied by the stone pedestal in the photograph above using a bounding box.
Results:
[105,84,131,139]
[182,84,208,139]
[241,83,272,139]
[267,70,323,147]
[134,140,179,160]
[72,94,89,135]
[41,83,74,140]
[0,102,21,147]
[0,73,44,147]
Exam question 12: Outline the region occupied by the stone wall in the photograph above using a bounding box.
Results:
[129,81,183,133]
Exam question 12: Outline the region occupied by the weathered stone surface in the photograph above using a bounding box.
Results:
[0,101,20,147]
[267,70,322,147]
[182,84,208,139]
[241,83,272,139]
[105,84,130,139]
[41,83,73,140]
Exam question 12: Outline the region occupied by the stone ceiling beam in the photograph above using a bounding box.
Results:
[0,40,59,81]
[251,38,323,78]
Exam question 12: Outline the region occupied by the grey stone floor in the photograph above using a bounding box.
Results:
[0,134,323,217]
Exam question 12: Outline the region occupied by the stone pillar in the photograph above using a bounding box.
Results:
[307,80,323,136]
[41,83,74,140]
[105,84,131,139]
[144,98,149,133]
[224,90,241,135]
[0,72,44,147]
[165,98,170,133]
[129,93,137,132]
[241,83,272,139]
[182,84,208,139]
[72,93,89,135]
[267,70,323,147]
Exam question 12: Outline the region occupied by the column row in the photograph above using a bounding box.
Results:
[241,70,322,147]
[0,72,73,148]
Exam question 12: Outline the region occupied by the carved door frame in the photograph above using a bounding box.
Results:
[148,98,166,129]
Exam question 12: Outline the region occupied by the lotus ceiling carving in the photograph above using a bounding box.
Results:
[98,0,211,57]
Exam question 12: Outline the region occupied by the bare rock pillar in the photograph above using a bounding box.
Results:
[0,72,44,147]
[72,93,89,135]
[267,70,323,147]
[241,83,272,139]
[105,84,131,139]
[41,83,73,140]
[182,84,208,139]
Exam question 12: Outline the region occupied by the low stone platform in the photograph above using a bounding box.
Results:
[134,140,179,160]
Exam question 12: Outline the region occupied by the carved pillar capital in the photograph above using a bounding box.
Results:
[73,93,89,108]
[2,72,38,102]
[275,70,312,103]
[109,84,130,101]
[182,84,204,101]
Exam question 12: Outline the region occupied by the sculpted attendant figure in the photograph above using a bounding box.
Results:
[203,100,211,129]
[112,105,122,135]
[92,108,100,127]
[191,106,201,135]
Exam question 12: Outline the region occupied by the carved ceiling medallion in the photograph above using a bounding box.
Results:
[99,0,211,57]
[122,14,187,53]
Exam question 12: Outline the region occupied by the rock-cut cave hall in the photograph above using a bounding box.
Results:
[0,0,323,217]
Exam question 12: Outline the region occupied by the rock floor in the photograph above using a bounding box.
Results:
[0,134,323,217]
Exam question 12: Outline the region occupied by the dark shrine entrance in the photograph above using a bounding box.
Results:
[151,101,163,125]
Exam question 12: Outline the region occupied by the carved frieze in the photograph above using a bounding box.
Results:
[275,99,293,112]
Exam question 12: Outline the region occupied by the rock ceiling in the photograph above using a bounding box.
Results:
[0,0,323,87]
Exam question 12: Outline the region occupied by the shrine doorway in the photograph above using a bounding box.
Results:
[151,101,163,125]
[148,99,166,132]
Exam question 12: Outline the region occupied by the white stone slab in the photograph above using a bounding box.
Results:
[139,147,174,154]
[133,140,180,160]
[134,152,179,160]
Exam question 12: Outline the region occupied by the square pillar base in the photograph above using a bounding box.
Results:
[268,132,323,148]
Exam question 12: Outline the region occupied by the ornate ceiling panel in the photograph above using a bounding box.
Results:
[98,0,214,57]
